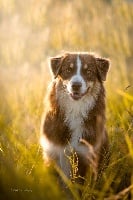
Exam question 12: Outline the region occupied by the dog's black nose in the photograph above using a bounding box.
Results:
[72,82,82,91]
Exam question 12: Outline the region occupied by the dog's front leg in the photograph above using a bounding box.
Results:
[41,110,70,145]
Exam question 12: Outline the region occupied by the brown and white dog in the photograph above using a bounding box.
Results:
[40,52,110,183]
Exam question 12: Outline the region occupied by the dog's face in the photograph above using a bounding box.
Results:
[50,52,109,100]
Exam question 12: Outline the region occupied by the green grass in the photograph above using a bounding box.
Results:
[0,0,133,199]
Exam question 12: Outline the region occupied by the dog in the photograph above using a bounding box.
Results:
[40,52,110,184]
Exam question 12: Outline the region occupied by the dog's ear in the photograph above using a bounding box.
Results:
[49,56,63,78]
[96,57,110,81]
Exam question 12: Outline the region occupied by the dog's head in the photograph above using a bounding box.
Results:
[49,52,110,100]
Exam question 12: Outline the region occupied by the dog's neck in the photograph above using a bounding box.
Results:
[56,80,101,118]
[56,80,101,127]
[55,80,101,150]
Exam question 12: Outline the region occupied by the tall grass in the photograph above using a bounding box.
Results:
[0,0,133,199]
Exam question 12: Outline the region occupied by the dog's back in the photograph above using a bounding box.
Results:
[40,52,110,182]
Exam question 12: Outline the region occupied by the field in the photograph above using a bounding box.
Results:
[0,0,133,199]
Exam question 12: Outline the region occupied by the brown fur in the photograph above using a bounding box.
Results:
[40,52,110,183]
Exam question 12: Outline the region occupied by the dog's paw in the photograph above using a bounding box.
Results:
[79,139,98,176]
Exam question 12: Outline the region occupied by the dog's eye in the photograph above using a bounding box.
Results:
[65,67,72,73]
[87,69,92,74]
[65,64,74,73]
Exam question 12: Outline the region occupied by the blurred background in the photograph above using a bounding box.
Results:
[0,0,133,199]
[0,0,133,82]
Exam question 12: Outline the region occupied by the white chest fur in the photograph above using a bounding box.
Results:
[64,95,95,151]
[57,83,101,152]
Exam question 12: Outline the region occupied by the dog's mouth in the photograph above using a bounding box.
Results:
[70,88,90,100]
[70,92,82,100]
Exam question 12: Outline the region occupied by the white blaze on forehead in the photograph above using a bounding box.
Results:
[76,55,82,75]
[66,55,89,95]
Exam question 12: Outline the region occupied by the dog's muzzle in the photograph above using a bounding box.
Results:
[70,81,88,100]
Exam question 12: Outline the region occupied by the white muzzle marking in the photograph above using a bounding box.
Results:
[67,56,88,100]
